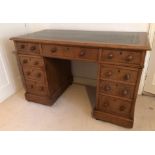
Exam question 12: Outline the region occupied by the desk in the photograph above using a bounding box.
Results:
[11,30,150,128]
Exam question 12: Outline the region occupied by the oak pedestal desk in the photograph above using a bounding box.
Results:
[11,30,150,128]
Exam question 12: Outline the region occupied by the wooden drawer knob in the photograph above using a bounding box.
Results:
[51,47,57,53]
[126,55,133,61]
[106,71,112,77]
[20,44,25,49]
[30,46,36,51]
[124,74,130,80]
[104,85,111,91]
[27,71,31,76]
[34,61,39,65]
[36,73,41,78]
[122,89,128,96]
[40,86,44,91]
[66,47,70,51]
[119,105,126,111]
[108,53,113,59]
[79,50,86,56]
[23,59,28,64]
[103,102,109,108]
[30,84,34,89]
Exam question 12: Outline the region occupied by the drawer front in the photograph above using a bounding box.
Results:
[23,67,45,83]
[26,80,49,96]
[16,42,41,54]
[42,44,99,61]
[100,49,142,65]
[100,64,138,84]
[97,95,131,117]
[99,80,135,99]
[42,44,74,58]
[74,47,98,61]
[19,55,44,67]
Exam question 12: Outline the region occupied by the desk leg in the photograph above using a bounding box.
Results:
[93,63,133,128]
[25,58,73,106]
[44,58,73,105]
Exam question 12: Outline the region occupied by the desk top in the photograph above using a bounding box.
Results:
[11,29,150,50]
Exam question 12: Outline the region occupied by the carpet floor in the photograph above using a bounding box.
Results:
[0,84,155,130]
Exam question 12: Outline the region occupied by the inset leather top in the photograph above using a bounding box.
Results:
[10,29,150,50]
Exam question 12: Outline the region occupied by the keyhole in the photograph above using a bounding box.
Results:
[118,70,120,73]
[120,52,122,55]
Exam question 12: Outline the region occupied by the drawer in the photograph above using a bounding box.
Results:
[22,67,46,83]
[25,80,49,96]
[19,55,44,67]
[100,49,142,65]
[74,47,98,61]
[97,95,131,117]
[42,44,99,61]
[100,64,138,84]
[15,42,41,54]
[42,44,74,58]
[99,80,135,99]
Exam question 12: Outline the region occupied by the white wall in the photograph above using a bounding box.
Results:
[143,24,155,94]
[25,23,51,32]
[49,23,149,32]
[0,24,28,102]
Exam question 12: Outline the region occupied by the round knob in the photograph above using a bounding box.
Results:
[79,50,86,56]
[106,71,112,77]
[30,85,33,89]
[66,47,70,51]
[34,61,39,65]
[104,85,111,91]
[20,44,25,49]
[108,53,113,59]
[122,89,128,96]
[126,55,133,61]
[119,105,126,111]
[124,74,130,81]
[30,46,36,51]
[51,47,57,53]
[27,72,31,76]
[36,73,41,78]
[103,102,109,108]
[40,86,44,91]
[23,59,28,64]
